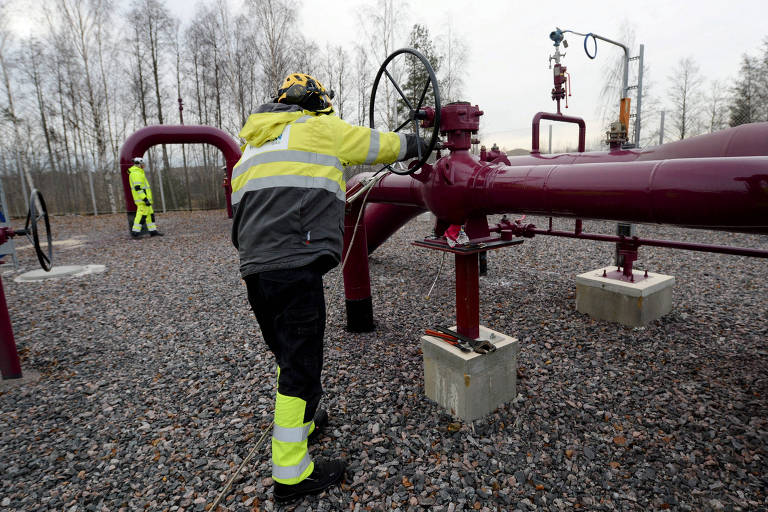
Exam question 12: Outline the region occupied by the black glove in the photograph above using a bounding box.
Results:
[143,198,151,206]
[403,134,429,160]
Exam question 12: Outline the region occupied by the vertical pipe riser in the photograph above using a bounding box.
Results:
[0,279,22,380]
[343,201,375,332]
[455,254,480,339]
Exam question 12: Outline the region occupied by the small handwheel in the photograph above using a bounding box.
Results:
[23,189,53,271]
[369,47,441,175]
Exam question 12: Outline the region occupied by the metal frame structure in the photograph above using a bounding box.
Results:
[342,102,768,338]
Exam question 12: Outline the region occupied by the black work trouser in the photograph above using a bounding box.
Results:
[244,266,326,423]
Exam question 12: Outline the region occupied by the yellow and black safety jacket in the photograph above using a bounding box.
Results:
[128,165,153,206]
[231,103,409,277]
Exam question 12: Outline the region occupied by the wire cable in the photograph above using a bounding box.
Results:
[209,419,274,511]
[425,251,446,300]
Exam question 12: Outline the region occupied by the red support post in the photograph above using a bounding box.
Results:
[455,253,480,339]
[0,278,22,380]
[342,200,375,332]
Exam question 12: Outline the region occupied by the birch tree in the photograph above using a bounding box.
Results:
[249,0,295,100]
[0,11,30,210]
[703,79,729,133]
[666,56,702,140]
[437,22,467,103]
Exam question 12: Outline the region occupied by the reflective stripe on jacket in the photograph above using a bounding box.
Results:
[231,103,407,278]
[128,165,153,205]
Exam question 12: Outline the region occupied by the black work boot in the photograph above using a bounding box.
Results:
[130,231,143,239]
[273,459,346,504]
[149,230,164,237]
[308,409,328,443]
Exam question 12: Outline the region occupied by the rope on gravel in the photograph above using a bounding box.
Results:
[209,420,274,511]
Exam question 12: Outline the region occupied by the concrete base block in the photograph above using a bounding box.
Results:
[576,266,675,327]
[422,325,519,422]
[15,265,106,282]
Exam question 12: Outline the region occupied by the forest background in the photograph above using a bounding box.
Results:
[1,0,766,217]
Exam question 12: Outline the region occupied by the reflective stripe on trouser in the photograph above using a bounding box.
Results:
[132,203,157,232]
[272,376,315,484]
[244,267,326,485]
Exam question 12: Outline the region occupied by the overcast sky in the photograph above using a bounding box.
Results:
[167,0,768,149]
[9,0,767,151]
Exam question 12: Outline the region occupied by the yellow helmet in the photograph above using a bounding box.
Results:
[275,73,334,113]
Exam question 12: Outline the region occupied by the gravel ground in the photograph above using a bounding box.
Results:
[1,209,766,511]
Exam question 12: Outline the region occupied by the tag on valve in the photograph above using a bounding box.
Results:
[444,224,469,248]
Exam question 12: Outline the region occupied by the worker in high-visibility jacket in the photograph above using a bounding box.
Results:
[231,73,427,503]
[127,157,163,238]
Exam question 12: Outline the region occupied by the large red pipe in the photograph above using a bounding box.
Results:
[343,107,768,333]
[349,154,768,267]
[462,157,768,231]
[519,121,768,166]
[356,123,768,252]
[119,125,241,219]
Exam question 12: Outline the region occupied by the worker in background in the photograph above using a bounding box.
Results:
[231,73,428,503]
[127,157,163,238]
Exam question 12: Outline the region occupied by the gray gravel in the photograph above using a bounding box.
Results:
[1,210,766,511]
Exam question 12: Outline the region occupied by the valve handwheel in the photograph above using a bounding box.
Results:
[369,47,441,175]
[21,189,53,271]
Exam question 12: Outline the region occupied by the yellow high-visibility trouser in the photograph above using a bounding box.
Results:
[131,203,157,233]
[272,367,318,484]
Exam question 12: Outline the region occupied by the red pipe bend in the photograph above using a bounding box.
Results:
[119,125,241,217]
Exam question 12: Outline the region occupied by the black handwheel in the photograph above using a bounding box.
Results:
[23,189,53,271]
[369,47,441,175]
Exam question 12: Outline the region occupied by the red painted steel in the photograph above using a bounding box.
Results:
[491,223,768,259]
[355,122,768,255]
[341,107,768,335]
[342,200,372,302]
[523,121,768,165]
[471,157,768,231]
[0,277,22,379]
[0,228,22,379]
[455,254,480,339]
[352,154,768,232]
[363,203,426,254]
[119,125,241,218]
[531,112,586,153]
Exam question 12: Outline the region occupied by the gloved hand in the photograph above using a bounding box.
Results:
[403,134,430,160]
[143,198,151,206]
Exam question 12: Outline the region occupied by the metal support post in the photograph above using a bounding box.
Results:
[455,253,480,339]
[659,111,666,145]
[155,150,168,214]
[615,223,637,266]
[0,278,22,379]
[634,44,645,147]
[179,97,191,210]
[343,201,374,332]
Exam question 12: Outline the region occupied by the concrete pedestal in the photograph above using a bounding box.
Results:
[576,266,675,327]
[15,265,106,282]
[422,325,519,422]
